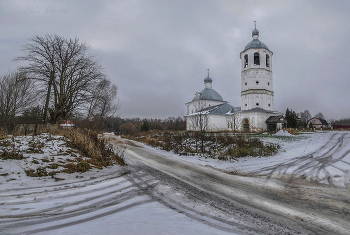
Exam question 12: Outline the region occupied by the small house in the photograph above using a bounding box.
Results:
[307,117,329,129]
[265,115,286,132]
[60,120,75,129]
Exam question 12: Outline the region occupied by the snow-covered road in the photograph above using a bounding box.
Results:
[1,166,240,235]
[114,134,350,235]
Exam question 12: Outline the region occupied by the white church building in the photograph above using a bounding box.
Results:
[186,25,284,132]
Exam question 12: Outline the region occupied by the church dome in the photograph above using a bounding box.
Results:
[204,75,212,83]
[244,40,269,50]
[192,88,223,101]
[244,26,269,51]
[252,27,259,36]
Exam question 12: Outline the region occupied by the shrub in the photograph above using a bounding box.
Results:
[47,163,59,169]
[0,127,7,140]
[0,150,25,160]
[0,140,12,147]
[125,131,279,160]
[25,167,48,177]
[120,122,137,135]
[61,128,125,171]
[63,161,92,173]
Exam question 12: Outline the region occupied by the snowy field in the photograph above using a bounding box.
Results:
[1,131,350,234]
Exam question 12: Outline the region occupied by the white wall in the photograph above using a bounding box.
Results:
[240,47,274,111]
[186,111,282,132]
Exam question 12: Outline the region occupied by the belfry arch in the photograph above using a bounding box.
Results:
[254,52,260,65]
[266,54,270,67]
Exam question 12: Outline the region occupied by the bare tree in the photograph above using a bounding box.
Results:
[0,71,37,130]
[15,34,107,123]
[188,100,210,153]
[300,110,312,126]
[315,112,325,120]
[226,113,240,133]
[88,78,120,120]
[188,100,210,132]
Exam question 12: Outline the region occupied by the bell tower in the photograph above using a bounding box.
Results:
[240,23,274,111]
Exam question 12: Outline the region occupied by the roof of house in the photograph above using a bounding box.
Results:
[205,103,233,115]
[238,107,282,114]
[319,118,329,125]
[308,117,329,126]
[227,107,242,114]
[188,102,234,116]
[265,115,286,124]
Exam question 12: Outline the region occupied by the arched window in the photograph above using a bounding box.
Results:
[266,54,270,67]
[244,54,248,68]
[254,53,260,65]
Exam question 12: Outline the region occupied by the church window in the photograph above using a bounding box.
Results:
[256,81,259,85]
[244,54,248,67]
[245,104,247,106]
[256,103,259,106]
[254,53,260,65]
[245,82,247,86]
[266,54,270,67]
[268,104,270,107]
[268,82,270,86]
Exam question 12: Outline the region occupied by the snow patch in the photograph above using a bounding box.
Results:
[274,130,293,136]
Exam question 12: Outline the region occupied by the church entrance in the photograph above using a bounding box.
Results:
[243,118,250,132]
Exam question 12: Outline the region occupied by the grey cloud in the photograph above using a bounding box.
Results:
[1,0,350,120]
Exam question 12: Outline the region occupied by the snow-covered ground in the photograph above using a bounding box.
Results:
[1,168,239,235]
[1,131,350,234]
[0,134,243,235]
[140,131,350,188]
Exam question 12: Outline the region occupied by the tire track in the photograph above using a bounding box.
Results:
[0,170,129,195]
[125,171,249,234]
[124,167,298,235]
[12,199,155,235]
[120,137,350,234]
[0,173,157,234]
[251,133,350,187]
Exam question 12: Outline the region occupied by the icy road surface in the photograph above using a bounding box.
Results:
[111,132,350,235]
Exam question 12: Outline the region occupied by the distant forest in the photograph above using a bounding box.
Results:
[332,119,350,125]
[79,116,186,134]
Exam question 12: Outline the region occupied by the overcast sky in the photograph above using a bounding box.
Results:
[1,0,350,120]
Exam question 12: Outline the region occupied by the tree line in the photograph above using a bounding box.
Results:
[0,34,119,132]
[285,108,326,128]
[89,116,186,134]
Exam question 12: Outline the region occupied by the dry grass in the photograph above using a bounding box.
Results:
[5,127,126,178]
[125,131,279,159]
[25,167,49,177]
[59,128,125,172]
[0,150,25,160]
[0,127,8,140]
